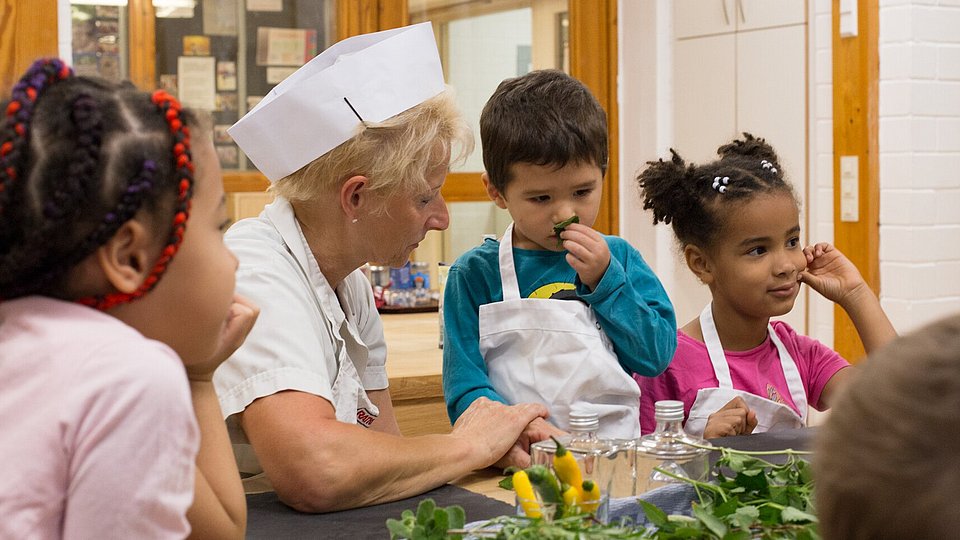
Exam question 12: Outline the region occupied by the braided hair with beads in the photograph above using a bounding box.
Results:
[636,132,797,251]
[0,58,196,309]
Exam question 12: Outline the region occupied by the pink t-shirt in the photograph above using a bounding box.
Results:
[0,296,199,539]
[637,321,850,434]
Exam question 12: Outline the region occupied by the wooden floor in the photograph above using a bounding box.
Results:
[382,312,451,436]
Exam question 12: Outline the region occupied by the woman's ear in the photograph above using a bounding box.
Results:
[482,173,508,210]
[340,175,369,222]
[96,219,156,294]
[684,244,715,285]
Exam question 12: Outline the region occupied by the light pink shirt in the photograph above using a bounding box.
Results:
[0,296,199,539]
[637,321,850,434]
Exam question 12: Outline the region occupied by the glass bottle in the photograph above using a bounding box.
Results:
[634,400,711,494]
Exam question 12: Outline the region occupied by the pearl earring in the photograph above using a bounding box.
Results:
[352,218,359,224]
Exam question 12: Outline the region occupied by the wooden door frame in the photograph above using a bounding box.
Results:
[0,0,59,96]
[832,0,879,362]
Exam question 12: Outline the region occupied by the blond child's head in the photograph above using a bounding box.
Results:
[815,313,960,539]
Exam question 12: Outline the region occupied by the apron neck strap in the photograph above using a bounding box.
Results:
[700,302,808,421]
[700,303,734,388]
[498,223,522,300]
[768,325,808,420]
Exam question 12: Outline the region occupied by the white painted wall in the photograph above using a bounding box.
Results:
[619,0,833,336]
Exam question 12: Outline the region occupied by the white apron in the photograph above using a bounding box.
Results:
[479,223,641,439]
[684,303,806,438]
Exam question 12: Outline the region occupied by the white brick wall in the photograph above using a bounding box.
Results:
[879,0,960,332]
[809,0,836,345]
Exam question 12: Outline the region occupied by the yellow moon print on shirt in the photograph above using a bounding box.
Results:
[529,282,576,299]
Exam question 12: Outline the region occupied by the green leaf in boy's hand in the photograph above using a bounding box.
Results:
[553,215,579,247]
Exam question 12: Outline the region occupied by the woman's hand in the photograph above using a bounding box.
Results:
[561,223,611,291]
[451,398,550,471]
[494,417,567,469]
[187,294,259,381]
[702,397,758,439]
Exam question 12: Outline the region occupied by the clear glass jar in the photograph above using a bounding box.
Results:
[634,400,711,494]
[528,411,633,520]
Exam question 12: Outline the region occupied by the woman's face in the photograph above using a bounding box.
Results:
[365,151,450,268]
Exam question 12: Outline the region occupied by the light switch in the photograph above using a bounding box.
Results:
[840,155,859,222]
[840,0,859,38]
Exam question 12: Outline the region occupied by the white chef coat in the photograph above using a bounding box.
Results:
[213,197,388,491]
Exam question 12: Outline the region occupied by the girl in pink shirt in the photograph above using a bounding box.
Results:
[0,59,256,538]
[634,134,896,439]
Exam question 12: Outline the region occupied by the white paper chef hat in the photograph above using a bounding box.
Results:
[228,22,444,182]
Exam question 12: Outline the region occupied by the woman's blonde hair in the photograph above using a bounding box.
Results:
[271,88,472,211]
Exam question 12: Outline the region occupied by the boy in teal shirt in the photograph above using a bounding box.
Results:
[442,70,676,443]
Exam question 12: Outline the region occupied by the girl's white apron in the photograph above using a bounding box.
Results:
[684,303,807,437]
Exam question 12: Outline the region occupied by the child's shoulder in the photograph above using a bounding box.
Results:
[769,319,835,357]
[603,234,642,258]
[450,237,500,272]
[0,296,187,392]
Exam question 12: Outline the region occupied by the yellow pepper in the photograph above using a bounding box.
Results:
[512,470,542,518]
[580,480,601,513]
[551,436,583,497]
[561,483,581,513]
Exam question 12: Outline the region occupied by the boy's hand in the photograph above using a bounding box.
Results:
[187,294,260,382]
[560,223,610,291]
[799,242,869,307]
[703,397,758,439]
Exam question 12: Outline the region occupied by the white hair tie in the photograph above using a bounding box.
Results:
[712,176,730,194]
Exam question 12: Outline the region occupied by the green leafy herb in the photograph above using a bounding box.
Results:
[386,498,466,540]
[553,215,580,247]
[387,445,819,539]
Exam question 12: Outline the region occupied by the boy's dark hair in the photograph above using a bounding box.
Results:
[815,313,960,539]
[0,59,198,304]
[636,133,798,251]
[479,69,607,193]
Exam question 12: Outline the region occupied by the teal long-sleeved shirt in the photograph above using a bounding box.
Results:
[442,235,677,423]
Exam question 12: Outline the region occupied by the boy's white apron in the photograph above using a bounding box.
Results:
[684,303,807,437]
[478,223,641,439]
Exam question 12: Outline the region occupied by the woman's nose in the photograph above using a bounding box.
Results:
[427,197,450,231]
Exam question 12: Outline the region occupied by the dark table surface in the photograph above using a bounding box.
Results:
[245,427,817,538]
[246,483,512,539]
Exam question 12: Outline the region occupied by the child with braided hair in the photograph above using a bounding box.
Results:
[0,58,256,538]
[634,133,896,439]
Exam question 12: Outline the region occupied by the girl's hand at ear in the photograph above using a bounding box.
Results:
[561,223,611,291]
[799,243,869,307]
[187,294,260,382]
